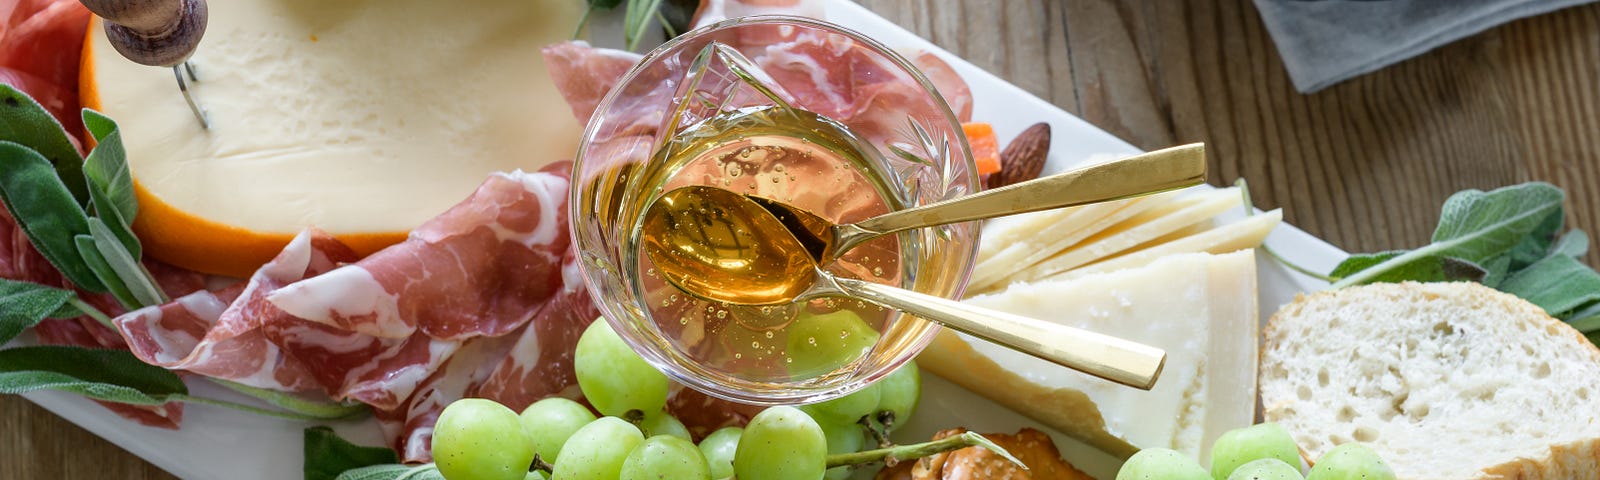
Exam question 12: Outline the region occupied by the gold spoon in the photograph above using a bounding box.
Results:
[640,187,1167,390]
[747,143,1206,265]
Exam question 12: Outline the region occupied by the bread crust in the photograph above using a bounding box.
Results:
[1260,282,1600,480]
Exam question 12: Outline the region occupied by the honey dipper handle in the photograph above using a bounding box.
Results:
[82,0,208,67]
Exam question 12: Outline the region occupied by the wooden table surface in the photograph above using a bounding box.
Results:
[5,0,1597,478]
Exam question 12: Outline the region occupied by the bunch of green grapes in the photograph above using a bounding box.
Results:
[1115,423,1396,480]
[430,319,927,480]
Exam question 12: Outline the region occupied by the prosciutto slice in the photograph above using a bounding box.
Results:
[115,229,348,393]
[268,165,573,340]
[1,0,90,139]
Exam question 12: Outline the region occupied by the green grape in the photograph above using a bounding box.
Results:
[872,360,921,431]
[552,416,645,480]
[620,435,712,480]
[433,398,536,480]
[818,420,866,480]
[1226,459,1304,480]
[520,397,598,463]
[575,321,669,417]
[786,310,880,378]
[734,406,827,480]
[801,383,879,425]
[526,472,550,480]
[1211,423,1303,480]
[698,427,742,479]
[1115,448,1210,480]
[1306,443,1396,480]
[641,410,692,441]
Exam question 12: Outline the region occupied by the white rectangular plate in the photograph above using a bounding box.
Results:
[17,2,1349,479]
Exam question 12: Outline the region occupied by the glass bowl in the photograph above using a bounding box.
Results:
[570,15,977,405]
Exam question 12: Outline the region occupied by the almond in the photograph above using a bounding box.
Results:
[986,122,1051,189]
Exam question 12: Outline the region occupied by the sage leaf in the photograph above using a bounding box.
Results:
[336,464,444,480]
[0,84,87,204]
[1551,230,1590,259]
[0,346,186,405]
[625,0,665,51]
[659,0,698,38]
[0,141,105,292]
[1569,303,1600,329]
[588,0,624,10]
[1479,255,1513,288]
[1429,183,1565,264]
[0,279,75,345]
[75,234,139,309]
[81,110,141,259]
[1332,183,1564,287]
[304,426,401,480]
[87,218,164,307]
[1329,251,1486,284]
[1498,254,1600,317]
[1506,208,1564,271]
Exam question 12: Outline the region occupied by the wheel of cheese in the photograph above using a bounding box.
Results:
[81,0,587,277]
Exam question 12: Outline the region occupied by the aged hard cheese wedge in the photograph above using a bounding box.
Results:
[83,0,586,277]
[970,193,1166,292]
[1010,188,1243,284]
[920,251,1259,461]
[1059,210,1280,280]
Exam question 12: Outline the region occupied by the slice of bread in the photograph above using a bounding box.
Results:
[1260,282,1600,480]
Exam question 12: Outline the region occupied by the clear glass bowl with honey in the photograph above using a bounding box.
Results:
[570,16,977,405]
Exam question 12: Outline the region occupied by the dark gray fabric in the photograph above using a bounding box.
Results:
[1255,0,1596,93]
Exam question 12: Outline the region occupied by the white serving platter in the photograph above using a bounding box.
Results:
[15,1,1349,478]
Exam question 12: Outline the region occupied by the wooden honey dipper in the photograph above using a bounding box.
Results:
[79,0,210,128]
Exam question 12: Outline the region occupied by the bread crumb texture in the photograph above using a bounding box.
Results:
[1260,282,1600,480]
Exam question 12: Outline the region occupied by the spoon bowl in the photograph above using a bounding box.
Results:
[641,187,1168,390]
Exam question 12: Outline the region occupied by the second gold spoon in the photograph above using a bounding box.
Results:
[640,186,1167,390]
[749,143,1206,265]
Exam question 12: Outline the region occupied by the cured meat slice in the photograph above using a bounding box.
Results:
[691,0,823,29]
[542,41,643,125]
[476,248,597,410]
[1,0,90,139]
[375,332,519,463]
[268,164,574,340]
[113,229,350,393]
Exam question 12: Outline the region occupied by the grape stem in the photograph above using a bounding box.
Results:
[824,431,1027,471]
[530,454,555,474]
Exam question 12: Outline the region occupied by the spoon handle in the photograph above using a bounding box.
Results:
[832,277,1166,390]
[848,143,1206,244]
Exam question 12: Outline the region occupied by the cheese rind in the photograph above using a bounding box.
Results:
[88,0,586,236]
[923,251,1260,462]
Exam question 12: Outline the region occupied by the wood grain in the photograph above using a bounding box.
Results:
[860,0,1600,266]
[7,1,1599,478]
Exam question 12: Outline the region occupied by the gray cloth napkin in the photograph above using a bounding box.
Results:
[1255,0,1597,93]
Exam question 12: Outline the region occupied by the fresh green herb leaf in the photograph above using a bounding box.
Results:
[0,346,186,404]
[0,84,87,204]
[1330,251,1487,284]
[75,234,139,309]
[625,0,666,51]
[1551,230,1590,259]
[87,218,165,307]
[81,110,141,259]
[1569,303,1600,329]
[336,464,444,480]
[1479,255,1514,288]
[213,379,368,420]
[1505,208,1564,271]
[1332,183,1565,287]
[0,141,105,292]
[1498,254,1600,317]
[304,426,401,480]
[659,0,699,38]
[0,279,75,345]
[588,0,624,10]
